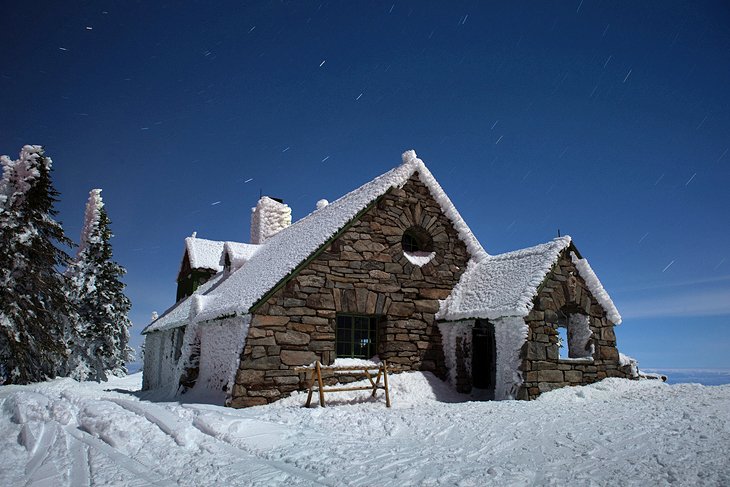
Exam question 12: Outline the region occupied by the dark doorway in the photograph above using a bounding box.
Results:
[472,320,496,398]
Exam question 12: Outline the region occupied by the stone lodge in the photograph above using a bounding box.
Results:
[142,150,637,407]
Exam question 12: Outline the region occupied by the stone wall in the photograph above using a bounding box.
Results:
[518,249,634,400]
[229,173,471,407]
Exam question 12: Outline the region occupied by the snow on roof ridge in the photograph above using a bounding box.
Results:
[488,236,572,262]
[570,251,622,325]
[510,236,573,315]
[437,236,622,326]
[184,236,225,272]
[221,241,261,269]
[192,150,486,323]
[436,236,572,321]
[184,236,253,273]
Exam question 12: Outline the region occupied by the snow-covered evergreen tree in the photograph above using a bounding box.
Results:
[0,146,73,384]
[66,189,133,381]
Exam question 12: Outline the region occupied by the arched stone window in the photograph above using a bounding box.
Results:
[401,226,433,253]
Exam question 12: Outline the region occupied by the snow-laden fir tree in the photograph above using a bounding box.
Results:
[0,146,73,384]
[66,189,133,381]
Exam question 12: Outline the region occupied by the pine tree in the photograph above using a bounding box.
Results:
[66,189,133,381]
[0,146,73,384]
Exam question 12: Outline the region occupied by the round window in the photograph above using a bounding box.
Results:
[401,226,433,253]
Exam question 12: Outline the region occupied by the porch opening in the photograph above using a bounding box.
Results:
[472,319,496,397]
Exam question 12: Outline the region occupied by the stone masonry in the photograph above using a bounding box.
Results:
[517,249,635,400]
[229,173,471,407]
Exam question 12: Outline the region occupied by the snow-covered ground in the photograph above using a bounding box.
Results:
[1,373,729,486]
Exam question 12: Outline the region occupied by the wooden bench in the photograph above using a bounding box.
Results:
[295,360,392,407]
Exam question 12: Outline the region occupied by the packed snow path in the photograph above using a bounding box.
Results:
[1,373,729,486]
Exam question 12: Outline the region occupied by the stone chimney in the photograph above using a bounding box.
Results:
[250,196,291,244]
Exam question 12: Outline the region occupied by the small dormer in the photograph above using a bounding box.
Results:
[175,236,225,302]
[176,250,217,302]
[220,241,262,273]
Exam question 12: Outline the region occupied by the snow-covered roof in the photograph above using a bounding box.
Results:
[193,150,488,322]
[184,237,226,272]
[221,241,261,270]
[436,236,621,324]
[142,272,227,334]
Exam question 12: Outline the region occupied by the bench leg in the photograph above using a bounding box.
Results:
[304,371,316,407]
[383,361,391,408]
[371,369,382,397]
[316,361,326,407]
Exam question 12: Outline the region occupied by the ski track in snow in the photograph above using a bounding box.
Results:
[1,373,729,486]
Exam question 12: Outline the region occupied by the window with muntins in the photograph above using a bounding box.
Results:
[336,315,378,358]
[402,226,433,253]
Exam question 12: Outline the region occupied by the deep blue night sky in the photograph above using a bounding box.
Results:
[2,1,729,370]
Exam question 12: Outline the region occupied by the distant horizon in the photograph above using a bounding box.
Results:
[642,368,730,386]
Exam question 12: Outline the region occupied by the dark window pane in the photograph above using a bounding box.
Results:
[335,314,378,359]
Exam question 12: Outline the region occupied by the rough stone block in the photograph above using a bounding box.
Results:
[417,287,451,300]
[372,283,401,293]
[241,356,280,370]
[414,300,439,313]
[385,341,418,352]
[247,389,281,398]
[251,346,266,359]
[534,361,555,370]
[287,307,317,316]
[231,383,246,397]
[369,269,391,280]
[229,396,268,408]
[353,240,386,253]
[301,316,329,325]
[388,302,416,317]
[527,342,547,360]
[306,293,335,310]
[534,333,550,343]
[237,369,265,385]
[564,370,583,382]
[275,330,311,346]
[247,336,276,347]
[538,369,564,382]
[296,275,325,288]
[599,346,619,361]
[273,375,300,386]
[308,340,334,352]
[600,326,616,341]
[248,327,268,338]
[280,350,317,366]
[538,382,563,393]
[291,323,316,333]
[546,346,559,360]
[251,315,290,327]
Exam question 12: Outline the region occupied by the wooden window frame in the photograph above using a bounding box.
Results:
[335,314,379,359]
